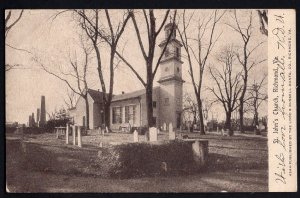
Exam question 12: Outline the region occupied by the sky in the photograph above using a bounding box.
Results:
[5,9,267,124]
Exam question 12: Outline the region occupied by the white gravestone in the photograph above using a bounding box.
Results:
[66,124,69,144]
[169,123,175,140]
[133,130,139,142]
[72,125,76,145]
[149,127,158,142]
[78,127,82,147]
[259,122,265,131]
[163,123,166,131]
[105,126,109,134]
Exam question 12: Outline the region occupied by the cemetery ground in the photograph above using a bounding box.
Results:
[6,130,268,192]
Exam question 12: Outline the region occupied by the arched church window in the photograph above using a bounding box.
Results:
[165,48,170,57]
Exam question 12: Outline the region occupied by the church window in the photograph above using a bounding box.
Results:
[153,101,157,108]
[125,105,136,124]
[112,107,122,124]
[164,98,169,105]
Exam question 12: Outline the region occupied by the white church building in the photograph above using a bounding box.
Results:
[70,23,184,130]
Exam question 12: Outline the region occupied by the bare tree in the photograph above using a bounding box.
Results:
[226,10,266,133]
[64,88,78,109]
[93,9,176,128]
[177,10,224,134]
[257,10,268,36]
[208,46,243,135]
[247,75,267,128]
[5,10,30,71]
[182,92,198,130]
[125,9,177,128]
[75,9,131,128]
[5,10,24,38]
[33,36,92,129]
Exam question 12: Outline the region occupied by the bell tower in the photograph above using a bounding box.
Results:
[158,22,184,129]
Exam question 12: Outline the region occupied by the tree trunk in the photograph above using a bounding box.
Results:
[225,111,233,136]
[104,102,110,129]
[146,84,154,128]
[197,97,205,135]
[239,98,244,133]
[84,95,90,130]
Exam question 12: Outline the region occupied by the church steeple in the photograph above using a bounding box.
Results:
[158,22,184,84]
[157,22,184,129]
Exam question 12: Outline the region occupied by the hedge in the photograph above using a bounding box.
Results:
[95,140,200,178]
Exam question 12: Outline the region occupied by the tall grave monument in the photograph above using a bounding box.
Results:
[40,96,46,127]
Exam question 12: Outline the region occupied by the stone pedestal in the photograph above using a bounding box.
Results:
[168,123,175,140]
[72,125,76,145]
[149,127,158,142]
[185,139,209,166]
[78,127,82,147]
[133,130,139,142]
[66,124,69,144]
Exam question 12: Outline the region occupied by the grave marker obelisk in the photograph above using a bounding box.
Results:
[40,96,46,127]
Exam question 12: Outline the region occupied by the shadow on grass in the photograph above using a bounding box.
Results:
[6,139,102,178]
[207,153,267,172]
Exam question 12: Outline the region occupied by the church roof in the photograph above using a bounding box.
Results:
[112,87,160,102]
[87,89,107,103]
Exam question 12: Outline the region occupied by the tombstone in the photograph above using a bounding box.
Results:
[221,128,224,136]
[157,128,160,134]
[72,125,76,145]
[259,122,265,131]
[149,127,158,142]
[105,126,109,134]
[99,142,103,148]
[217,126,219,133]
[161,162,167,172]
[133,130,139,142]
[191,140,208,166]
[169,123,175,140]
[78,126,82,147]
[56,128,59,139]
[66,124,69,144]
[163,123,166,131]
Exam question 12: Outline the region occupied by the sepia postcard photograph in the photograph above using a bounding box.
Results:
[4,6,297,193]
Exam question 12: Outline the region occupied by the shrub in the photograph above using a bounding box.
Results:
[6,126,17,133]
[95,140,199,178]
[23,127,44,134]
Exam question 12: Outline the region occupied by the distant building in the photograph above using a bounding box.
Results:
[70,22,184,130]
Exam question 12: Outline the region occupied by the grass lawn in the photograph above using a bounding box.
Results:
[6,131,268,192]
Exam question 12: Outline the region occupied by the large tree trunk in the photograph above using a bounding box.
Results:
[239,98,244,133]
[225,111,233,136]
[196,97,205,135]
[104,102,110,128]
[146,84,154,128]
[84,95,90,130]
